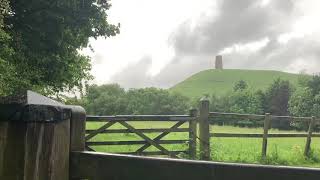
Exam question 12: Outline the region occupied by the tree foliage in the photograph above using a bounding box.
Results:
[0,0,119,95]
[265,79,292,116]
[229,89,263,114]
[233,80,248,92]
[289,88,314,117]
[289,75,320,118]
[264,79,293,129]
[307,75,320,96]
[81,84,190,115]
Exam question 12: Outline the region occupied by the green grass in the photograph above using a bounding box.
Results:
[86,122,320,168]
[170,69,305,98]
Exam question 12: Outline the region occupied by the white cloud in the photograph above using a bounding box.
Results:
[219,37,270,55]
[83,0,320,88]
[84,0,215,84]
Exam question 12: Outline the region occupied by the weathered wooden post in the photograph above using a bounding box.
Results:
[188,109,197,159]
[304,116,315,157]
[68,105,86,180]
[199,97,210,161]
[0,91,71,180]
[69,105,87,152]
[262,113,271,159]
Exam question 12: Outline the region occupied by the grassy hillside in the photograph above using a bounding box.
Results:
[170,69,304,98]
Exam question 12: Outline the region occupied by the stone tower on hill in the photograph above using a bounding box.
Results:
[215,55,223,69]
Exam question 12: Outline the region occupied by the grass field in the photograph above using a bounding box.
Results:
[170,69,304,98]
[86,122,320,168]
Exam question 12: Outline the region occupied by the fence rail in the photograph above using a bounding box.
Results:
[210,133,320,138]
[85,111,197,159]
[199,99,320,160]
[209,112,319,121]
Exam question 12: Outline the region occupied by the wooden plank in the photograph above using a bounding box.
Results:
[70,151,320,180]
[85,121,116,141]
[118,121,178,158]
[135,121,185,153]
[86,140,188,146]
[304,117,315,157]
[189,109,197,159]
[210,133,320,138]
[262,113,271,158]
[199,98,210,160]
[86,115,192,122]
[86,128,189,134]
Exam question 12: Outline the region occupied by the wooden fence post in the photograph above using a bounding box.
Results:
[0,91,71,180]
[68,105,87,180]
[189,109,197,159]
[69,105,87,152]
[199,98,210,161]
[262,113,271,159]
[304,116,315,157]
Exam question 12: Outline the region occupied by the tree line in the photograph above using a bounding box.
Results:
[66,84,190,115]
[67,75,320,131]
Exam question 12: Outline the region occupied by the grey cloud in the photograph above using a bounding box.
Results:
[171,0,295,55]
[110,56,154,89]
[221,37,320,71]
[110,0,320,88]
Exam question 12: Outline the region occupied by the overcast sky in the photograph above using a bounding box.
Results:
[82,0,320,88]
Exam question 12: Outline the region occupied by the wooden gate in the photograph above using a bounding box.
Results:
[85,111,197,159]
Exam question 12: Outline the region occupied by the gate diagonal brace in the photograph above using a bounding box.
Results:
[85,121,116,141]
[119,121,179,158]
[136,121,185,154]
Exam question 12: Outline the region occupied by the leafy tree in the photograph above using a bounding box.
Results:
[289,75,320,118]
[85,84,127,115]
[233,80,248,92]
[265,79,293,129]
[1,0,119,95]
[255,89,267,114]
[208,94,231,112]
[229,89,263,115]
[297,73,310,87]
[289,88,314,117]
[0,0,16,95]
[288,87,320,130]
[0,0,10,25]
[125,88,189,115]
[82,84,190,115]
[307,75,320,96]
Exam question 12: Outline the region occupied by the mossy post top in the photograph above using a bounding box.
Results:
[0,90,71,122]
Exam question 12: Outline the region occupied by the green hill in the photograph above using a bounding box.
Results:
[170,69,304,98]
